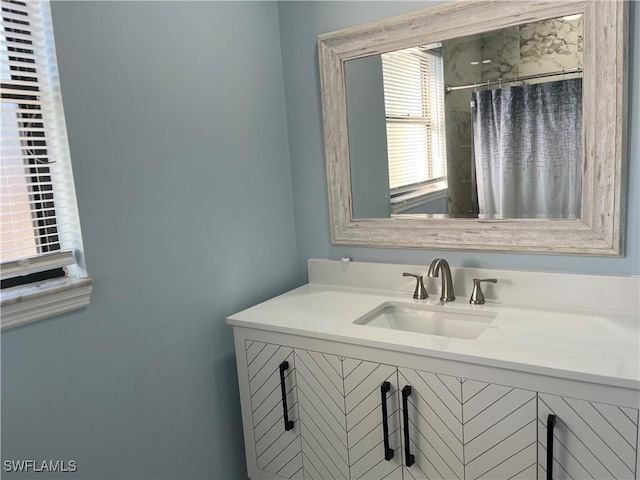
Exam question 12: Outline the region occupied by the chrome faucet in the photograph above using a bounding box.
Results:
[428,258,455,302]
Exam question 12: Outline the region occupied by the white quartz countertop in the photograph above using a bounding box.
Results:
[227,283,640,390]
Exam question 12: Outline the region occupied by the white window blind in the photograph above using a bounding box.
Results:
[381,46,447,193]
[1,0,85,279]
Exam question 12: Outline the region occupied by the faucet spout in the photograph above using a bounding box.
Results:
[428,258,455,302]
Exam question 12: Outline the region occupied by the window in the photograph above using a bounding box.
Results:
[381,45,447,211]
[1,0,90,329]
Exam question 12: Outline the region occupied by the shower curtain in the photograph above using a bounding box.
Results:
[472,78,582,218]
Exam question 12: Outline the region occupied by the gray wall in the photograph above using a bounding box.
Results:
[345,56,391,218]
[1,2,297,479]
[278,1,640,278]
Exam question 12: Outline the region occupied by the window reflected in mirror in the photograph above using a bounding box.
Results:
[382,45,447,215]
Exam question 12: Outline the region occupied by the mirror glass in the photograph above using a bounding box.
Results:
[345,15,584,219]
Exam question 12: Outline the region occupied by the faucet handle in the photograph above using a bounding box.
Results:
[470,278,497,305]
[403,272,428,299]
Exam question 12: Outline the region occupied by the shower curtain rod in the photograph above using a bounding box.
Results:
[445,67,583,94]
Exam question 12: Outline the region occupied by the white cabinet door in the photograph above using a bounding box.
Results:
[295,350,403,480]
[462,380,536,480]
[398,368,537,480]
[243,342,404,480]
[295,348,350,480]
[398,367,465,480]
[538,393,639,480]
[344,358,403,480]
[245,340,303,479]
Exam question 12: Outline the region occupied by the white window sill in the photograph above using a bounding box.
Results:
[1,277,92,330]
[391,181,448,214]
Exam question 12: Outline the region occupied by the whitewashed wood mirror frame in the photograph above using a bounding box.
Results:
[318,0,628,255]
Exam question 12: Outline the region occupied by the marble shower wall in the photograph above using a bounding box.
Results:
[483,16,583,82]
[480,26,521,82]
[443,37,481,216]
[441,15,583,217]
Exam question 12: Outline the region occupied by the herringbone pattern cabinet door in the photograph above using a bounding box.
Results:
[295,350,402,480]
[246,341,303,479]
[345,358,402,480]
[296,349,350,480]
[462,380,536,480]
[538,393,639,480]
[398,369,537,480]
[398,367,464,480]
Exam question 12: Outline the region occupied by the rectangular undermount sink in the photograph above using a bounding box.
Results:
[354,302,498,339]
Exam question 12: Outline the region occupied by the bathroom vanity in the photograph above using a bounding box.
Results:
[228,0,636,477]
[227,260,640,480]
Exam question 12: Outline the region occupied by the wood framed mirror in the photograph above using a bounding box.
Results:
[318,0,628,255]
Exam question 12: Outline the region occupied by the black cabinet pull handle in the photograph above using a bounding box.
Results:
[380,381,394,461]
[279,361,294,432]
[547,414,556,480]
[401,385,415,467]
